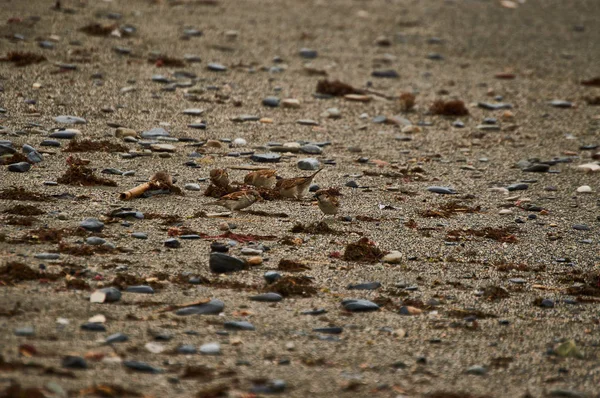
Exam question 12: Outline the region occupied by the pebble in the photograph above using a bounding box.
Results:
[325,107,340,118]
[282,98,301,108]
[209,253,246,273]
[210,242,229,253]
[92,287,122,303]
[80,322,106,332]
[382,251,403,264]
[141,127,169,139]
[540,299,555,308]
[185,183,201,191]
[126,285,155,294]
[150,143,176,152]
[427,186,457,194]
[300,145,322,154]
[264,271,282,283]
[80,218,104,232]
[200,343,221,355]
[371,69,399,78]
[177,345,197,354]
[549,100,573,108]
[299,48,318,58]
[182,108,204,116]
[34,253,60,260]
[342,299,380,312]
[263,96,280,107]
[523,163,550,172]
[576,185,592,193]
[164,238,180,248]
[62,356,87,369]
[347,282,381,290]
[507,183,528,191]
[232,138,247,147]
[298,158,320,170]
[296,119,319,126]
[49,130,80,139]
[572,224,590,231]
[240,247,262,255]
[86,237,106,246]
[175,299,225,316]
[510,278,527,284]
[249,292,283,302]
[251,153,281,163]
[14,326,35,336]
[313,327,343,334]
[465,365,487,375]
[478,102,513,110]
[54,115,87,124]
[123,361,164,374]
[345,180,359,188]
[224,321,255,331]
[399,306,423,316]
[207,63,227,72]
[8,162,31,172]
[105,333,129,344]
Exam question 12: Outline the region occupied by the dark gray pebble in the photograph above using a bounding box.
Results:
[81,322,106,332]
[49,131,78,139]
[313,327,343,334]
[105,332,128,344]
[347,282,381,290]
[264,271,282,283]
[342,299,379,312]
[507,183,528,191]
[251,153,281,163]
[249,292,283,302]
[54,115,87,124]
[164,238,181,248]
[8,162,31,172]
[263,97,280,107]
[299,48,317,58]
[126,285,155,294]
[427,186,457,194]
[62,356,87,369]
[123,360,164,374]
[224,321,255,331]
[175,299,224,316]
[80,218,104,232]
[210,253,246,273]
[372,69,399,78]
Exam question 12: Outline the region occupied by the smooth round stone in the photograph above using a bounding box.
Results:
[478,102,513,110]
[34,253,60,260]
[22,144,35,153]
[62,356,87,369]
[141,127,169,139]
[347,282,381,290]
[540,299,555,308]
[296,119,319,126]
[175,299,225,316]
[41,139,61,147]
[299,48,317,58]
[188,123,207,129]
[151,75,171,83]
[382,251,403,264]
[576,185,592,193]
[250,380,286,394]
[80,322,106,332]
[164,238,180,248]
[0,144,16,155]
[251,153,281,163]
[54,115,87,124]
[98,287,122,302]
[123,361,163,374]
[371,69,399,78]
[207,63,227,72]
[180,234,201,240]
[297,158,320,171]
[86,237,106,246]
[200,343,221,355]
[263,96,280,107]
[325,107,340,118]
[114,211,144,219]
[342,299,380,312]
[549,100,573,108]
[240,247,262,255]
[80,218,104,232]
[102,168,123,175]
[249,292,283,302]
[14,326,35,336]
[185,183,201,191]
[210,242,228,253]
[209,253,246,273]
[510,278,527,284]
[507,183,528,191]
[184,54,202,62]
[44,181,58,186]
[126,285,154,294]
[523,164,550,173]
[48,130,79,139]
[264,271,281,283]
[453,120,465,128]
[427,186,457,195]
[177,344,197,354]
[573,224,590,231]
[300,145,322,154]
[105,332,129,344]
[466,365,487,375]
[224,321,255,331]
[232,138,247,147]
[8,162,31,172]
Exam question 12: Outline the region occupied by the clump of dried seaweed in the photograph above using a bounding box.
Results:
[343,237,384,263]
[0,51,46,67]
[57,156,117,187]
[64,139,128,153]
[430,99,469,116]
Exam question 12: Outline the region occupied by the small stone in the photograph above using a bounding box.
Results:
[8,162,31,172]
[325,107,340,118]
[126,285,154,294]
[297,158,320,171]
[399,306,423,315]
[313,327,343,334]
[54,115,87,124]
[382,251,403,264]
[246,256,263,266]
[507,183,528,191]
[523,163,550,173]
[549,100,573,108]
[576,185,592,193]
[141,127,169,139]
[465,365,487,376]
[164,238,180,248]
[34,253,59,260]
[224,321,255,331]
[282,98,301,108]
[185,183,201,191]
[249,292,283,302]
[62,356,87,369]
[48,130,80,139]
[499,209,513,215]
[263,96,280,107]
[264,271,282,283]
[115,128,137,139]
[80,218,104,232]
[478,102,513,110]
[182,108,204,116]
[150,143,176,153]
[209,253,246,273]
[345,94,372,102]
[105,333,129,344]
[510,278,527,284]
[86,237,106,246]
[347,282,381,290]
[296,119,319,126]
[14,326,35,336]
[200,343,221,355]
[577,163,600,172]
[300,145,322,154]
[427,186,457,195]
[251,153,281,163]
[177,344,197,354]
[131,232,148,240]
[80,322,106,332]
[539,299,555,308]
[123,361,164,374]
[371,69,399,78]
[345,180,359,188]
[299,48,318,59]
[176,299,224,316]
[573,224,590,231]
[342,299,379,312]
[207,63,227,72]
[91,287,121,303]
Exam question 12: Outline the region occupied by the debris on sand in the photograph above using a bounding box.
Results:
[64,139,128,153]
[447,226,518,243]
[581,77,600,87]
[265,275,317,297]
[79,23,117,36]
[430,99,469,116]
[0,262,59,284]
[56,242,116,256]
[291,221,340,235]
[343,237,384,263]
[148,54,185,67]
[398,92,416,112]
[278,258,311,272]
[316,79,362,97]
[0,51,46,67]
[2,205,45,216]
[120,171,181,200]
[0,187,54,202]
[5,216,37,226]
[0,152,31,165]
[57,156,117,187]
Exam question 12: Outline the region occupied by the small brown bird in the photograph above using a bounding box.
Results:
[244,169,277,189]
[276,168,323,199]
[315,188,341,217]
[210,168,230,188]
[206,189,262,211]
